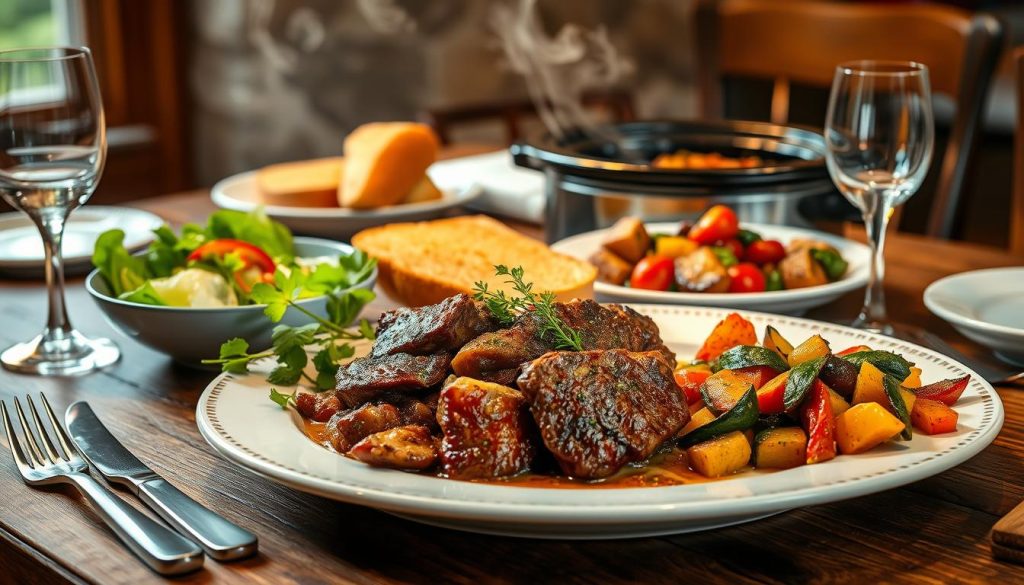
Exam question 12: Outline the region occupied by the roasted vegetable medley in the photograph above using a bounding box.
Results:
[589,205,849,293]
[675,313,967,478]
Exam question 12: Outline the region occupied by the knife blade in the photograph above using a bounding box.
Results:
[66,401,258,561]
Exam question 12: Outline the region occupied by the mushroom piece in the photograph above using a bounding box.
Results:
[674,247,731,293]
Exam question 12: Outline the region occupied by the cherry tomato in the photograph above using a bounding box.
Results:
[630,255,674,291]
[688,205,739,245]
[744,239,786,265]
[187,239,276,293]
[727,262,767,293]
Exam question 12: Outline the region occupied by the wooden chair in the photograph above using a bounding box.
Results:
[695,0,1004,239]
[1013,47,1024,256]
[420,90,636,146]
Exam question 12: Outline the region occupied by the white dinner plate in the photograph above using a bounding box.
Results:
[551,222,870,315]
[0,206,163,278]
[924,267,1024,366]
[210,169,483,239]
[196,305,1002,539]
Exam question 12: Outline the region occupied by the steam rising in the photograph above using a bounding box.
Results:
[490,0,633,143]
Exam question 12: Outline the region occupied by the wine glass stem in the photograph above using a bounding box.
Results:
[859,192,892,326]
[36,212,74,343]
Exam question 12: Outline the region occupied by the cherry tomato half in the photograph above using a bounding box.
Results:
[689,205,739,245]
[187,239,276,292]
[727,262,767,293]
[630,255,675,291]
[744,239,786,265]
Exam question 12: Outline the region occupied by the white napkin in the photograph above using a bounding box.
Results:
[428,151,546,223]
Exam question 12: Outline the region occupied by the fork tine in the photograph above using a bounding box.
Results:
[38,393,76,459]
[13,397,46,467]
[1,401,34,471]
[26,395,63,463]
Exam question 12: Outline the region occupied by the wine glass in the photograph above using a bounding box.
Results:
[824,60,935,334]
[0,47,119,375]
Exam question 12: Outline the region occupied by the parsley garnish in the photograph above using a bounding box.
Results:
[203,255,378,406]
[472,265,583,351]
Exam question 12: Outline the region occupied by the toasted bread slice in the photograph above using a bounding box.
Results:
[256,157,344,208]
[352,215,596,307]
[340,122,439,209]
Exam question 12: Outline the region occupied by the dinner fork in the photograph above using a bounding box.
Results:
[1,394,204,575]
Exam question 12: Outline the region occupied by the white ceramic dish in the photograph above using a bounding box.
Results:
[210,169,483,239]
[86,237,377,366]
[550,222,870,315]
[924,267,1024,366]
[0,206,163,277]
[196,305,1002,539]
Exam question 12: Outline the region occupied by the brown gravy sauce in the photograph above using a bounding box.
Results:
[303,419,736,488]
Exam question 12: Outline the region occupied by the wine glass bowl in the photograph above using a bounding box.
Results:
[825,60,935,333]
[0,47,119,375]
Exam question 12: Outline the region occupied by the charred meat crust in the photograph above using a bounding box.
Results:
[373,294,498,357]
[517,349,690,479]
[335,352,450,408]
[451,299,675,382]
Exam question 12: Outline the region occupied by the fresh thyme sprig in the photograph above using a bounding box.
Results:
[473,265,583,351]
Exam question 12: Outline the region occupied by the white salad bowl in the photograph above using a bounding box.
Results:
[86,237,377,366]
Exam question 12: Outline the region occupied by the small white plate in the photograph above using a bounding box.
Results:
[924,267,1024,366]
[551,222,870,315]
[0,206,163,278]
[211,170,483,239]
[196,305,1001,539]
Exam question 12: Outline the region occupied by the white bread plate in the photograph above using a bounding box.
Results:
[211,169,482,239]
[551,222,870,315]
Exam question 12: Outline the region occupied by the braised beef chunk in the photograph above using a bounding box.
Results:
[396,398,439,431]
[436,377,536,479]
[451,299,675,382]
[295,392,341,422]
[517,349,689,479]
[326,403,401,452]
[373,294,498,357]
[348,425,438,470]
[450,313,548,383]
[335,352,450,408]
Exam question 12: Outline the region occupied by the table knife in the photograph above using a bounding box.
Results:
[65,401,258,561]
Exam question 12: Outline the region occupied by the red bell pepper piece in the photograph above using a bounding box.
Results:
[912,375,969,406]
[836,345,871,357]
[674,368,711,405]
[756,371,789,415]
[801,379,836,464]
[187,239,276,293]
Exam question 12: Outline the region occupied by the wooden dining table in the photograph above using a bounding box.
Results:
[2,148,1024,584]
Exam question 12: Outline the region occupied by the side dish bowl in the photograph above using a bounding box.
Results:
[86,237,377,366]
[551,222,870,315]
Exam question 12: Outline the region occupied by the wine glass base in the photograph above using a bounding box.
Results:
[1,333,120,376]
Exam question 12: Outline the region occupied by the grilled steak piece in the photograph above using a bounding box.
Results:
[517,349,690,479]
[373,294,498,357]
[436,376,536,479]
[348,425,438,470]
[335,352,450,408]
[326,403,402,452]
[451,299,674,382]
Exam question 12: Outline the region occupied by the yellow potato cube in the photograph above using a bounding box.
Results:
[835,402,906,454]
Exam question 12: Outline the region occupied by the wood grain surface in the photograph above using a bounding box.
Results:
[2,153,1024,584]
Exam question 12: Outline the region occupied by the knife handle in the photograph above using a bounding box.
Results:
[137,478,258,561]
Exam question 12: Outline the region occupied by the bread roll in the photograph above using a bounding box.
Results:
[340,122,440,209]
[256,157,343,208]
